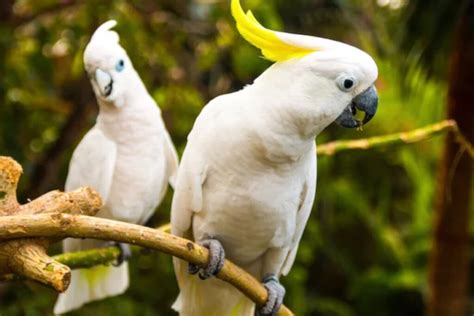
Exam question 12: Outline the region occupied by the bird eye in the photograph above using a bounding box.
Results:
[337,75,357,92]
[343,79,353,89]
[115,59,125,72]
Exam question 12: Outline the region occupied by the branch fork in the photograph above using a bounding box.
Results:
[0,156,102,292]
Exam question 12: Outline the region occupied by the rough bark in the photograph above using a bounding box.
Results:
[0,156,102,292]
[426,3,474,316]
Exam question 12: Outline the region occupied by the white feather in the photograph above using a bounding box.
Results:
[64,127,116,198]
[280,147,316,275]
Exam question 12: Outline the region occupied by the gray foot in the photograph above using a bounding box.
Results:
[109,242,131,266]
[188,239,225,280]
[257,273,286,316]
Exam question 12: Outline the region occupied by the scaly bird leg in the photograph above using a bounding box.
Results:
[188,238,225,280]
[257,273,286,316]
[109,242,132,266]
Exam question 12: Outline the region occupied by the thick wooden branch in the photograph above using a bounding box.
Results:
[5,239,71,291]
[0,188,101,291]
[0,156,102,292]
[20,188,102,216]
[0,157,21,215]
[0,214,293,316]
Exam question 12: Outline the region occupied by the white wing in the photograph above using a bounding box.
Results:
[65,126,116,202]
[63,127,116,255]
[170,102,218,237]
[170,145,206,238]
[280,142,317,275]
[170,139,208,311]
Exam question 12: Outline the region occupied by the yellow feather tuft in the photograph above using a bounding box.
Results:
[231,0,315,62]
[82,265,110,286]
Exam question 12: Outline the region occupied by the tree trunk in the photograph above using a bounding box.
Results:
[426,3,474,316]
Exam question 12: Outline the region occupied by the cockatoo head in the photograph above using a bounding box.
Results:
[83,20,135,107]
[232,0,379,132]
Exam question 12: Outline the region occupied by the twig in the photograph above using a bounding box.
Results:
[317,119,474,158]
[0,214,293,316]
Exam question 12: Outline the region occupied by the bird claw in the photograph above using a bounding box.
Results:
[257,273,285,316]
[188,238,225,280]
[108,242,131,266]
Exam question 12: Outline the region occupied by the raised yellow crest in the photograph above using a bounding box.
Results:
[231,0,316,62]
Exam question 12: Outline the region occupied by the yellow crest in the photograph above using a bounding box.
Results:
[231,0,316,62]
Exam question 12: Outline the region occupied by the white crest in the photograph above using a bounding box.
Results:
[90,20,120,45]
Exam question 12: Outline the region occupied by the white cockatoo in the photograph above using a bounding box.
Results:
[171,0,378,315]
[54,20,179,314]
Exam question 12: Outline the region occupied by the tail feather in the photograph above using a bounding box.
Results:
[54,263,129,314]
[54,238,129,314]
[172,258,255,316]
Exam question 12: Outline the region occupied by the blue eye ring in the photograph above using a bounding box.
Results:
[115,59,125,72]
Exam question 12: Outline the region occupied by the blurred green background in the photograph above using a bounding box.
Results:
[0,0,472,315]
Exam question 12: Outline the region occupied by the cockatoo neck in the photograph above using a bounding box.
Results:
[249,62,338,139]
[95,68,161,144]
[95,71,161,143]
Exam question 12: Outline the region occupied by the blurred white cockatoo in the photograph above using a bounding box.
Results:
[54,20,178,314]
[171,1,378,315]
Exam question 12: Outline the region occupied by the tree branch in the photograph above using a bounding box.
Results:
[317,119,474,158]
[50,222,170,269]
[0,214,293,316]
[0,156,102,292]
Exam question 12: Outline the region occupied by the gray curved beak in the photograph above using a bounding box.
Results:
[335,85,378,128]
[95,68,113,97]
